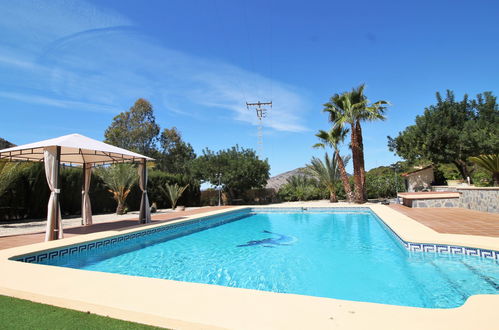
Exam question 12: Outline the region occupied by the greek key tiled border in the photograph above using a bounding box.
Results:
[11,207,499,264]
[368,210,499,260]
[11,208,251,264]
[403,242,498,259]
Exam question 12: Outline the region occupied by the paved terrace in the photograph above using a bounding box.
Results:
[0,206,233,250]
[389,204,499,237]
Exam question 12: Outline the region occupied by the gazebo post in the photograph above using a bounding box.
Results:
[139,159,146,223]
[81,162,86,226]
[52,146,61,240]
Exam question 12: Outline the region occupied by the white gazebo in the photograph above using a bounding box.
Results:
[0,133,154,241]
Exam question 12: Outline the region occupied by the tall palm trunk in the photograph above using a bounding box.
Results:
[335,149,353,202]
[350,123,364,203]
[355,121,367,201]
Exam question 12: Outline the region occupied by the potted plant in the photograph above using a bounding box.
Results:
[161,183,189,211]
[445,171,465,186]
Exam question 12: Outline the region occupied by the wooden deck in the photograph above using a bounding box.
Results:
[389,204,499,237]
[0,206,233,250]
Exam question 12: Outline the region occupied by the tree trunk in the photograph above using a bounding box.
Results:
[355,121,367,201]
[452,160,474,184]
[351,123,364,203]
[116,201,125,215]
[493,172,499,187]
[329,190,338,203]
[335,149,353,202]
[227,188,236,205]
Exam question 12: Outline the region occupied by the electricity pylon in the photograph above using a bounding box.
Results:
[246,101,272,156]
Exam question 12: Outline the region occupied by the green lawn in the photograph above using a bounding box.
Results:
[0,295,165,329]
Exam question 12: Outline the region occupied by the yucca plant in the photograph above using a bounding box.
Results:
[161,183,189,209]
[95,163,138,215]
[469,154,499,186]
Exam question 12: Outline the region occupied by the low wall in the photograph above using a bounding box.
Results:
[432,186,499,214]
[410,198,460,208]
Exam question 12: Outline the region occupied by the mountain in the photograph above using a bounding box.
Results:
[266,165,354,191]
[0,138,15,150]
[265,168,308,190]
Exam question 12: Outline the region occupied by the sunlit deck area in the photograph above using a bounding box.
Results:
[389,204,499,237]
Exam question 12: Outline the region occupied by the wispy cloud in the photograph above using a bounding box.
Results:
[0,0,309,132]
[0,91,118,113]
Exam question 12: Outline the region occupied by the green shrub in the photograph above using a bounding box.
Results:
[277,176,327,201]
[127,170,200,210]
[0,165,200,221]
[365,172,406,199]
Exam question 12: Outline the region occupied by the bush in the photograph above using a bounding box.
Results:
[0,165,200,221]
[365,172,406,199]
[242,188,277,204]
[126,170,200,210]
[200,189,219,206]
[277,176,327,201]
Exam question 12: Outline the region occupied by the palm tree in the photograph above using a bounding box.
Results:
[313,126,353,202]
[95,163,138,215]
[305,153,341,202]
[470,154,499,186]
[161,183,189,209]
[324,84,388,203]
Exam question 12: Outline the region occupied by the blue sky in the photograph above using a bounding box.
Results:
[1,0,498,176]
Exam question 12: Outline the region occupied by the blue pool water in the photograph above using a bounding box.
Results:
[39,210,499,308]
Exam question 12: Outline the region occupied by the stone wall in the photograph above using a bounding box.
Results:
[432,186,499,214]
[406,167,434,192]
[411,198,460,208]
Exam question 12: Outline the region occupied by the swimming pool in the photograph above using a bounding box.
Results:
[15,208,499,308]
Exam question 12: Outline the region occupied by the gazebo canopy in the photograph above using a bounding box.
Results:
[0,133,153,241]
[0,133,153,165]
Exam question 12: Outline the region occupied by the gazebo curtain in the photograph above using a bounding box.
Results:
[138,162,151,223]
[44,146,63,241]
[82,163,93,226]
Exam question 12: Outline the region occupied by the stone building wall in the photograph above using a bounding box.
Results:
[406,167,434,192]
[432,186,499,214]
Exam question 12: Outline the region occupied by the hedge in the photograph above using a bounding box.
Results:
[0,165,200,221]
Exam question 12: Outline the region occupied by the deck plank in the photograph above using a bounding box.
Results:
[389,204,499,237]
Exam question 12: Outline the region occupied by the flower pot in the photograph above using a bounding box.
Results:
[175,205,186,211]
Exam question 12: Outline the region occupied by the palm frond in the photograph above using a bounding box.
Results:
[96,163,138,205]
[313,143,326,149]
[161,183,189,209]
[305,153,340,193]
[470,154,499,174]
